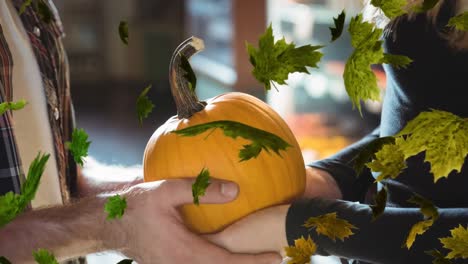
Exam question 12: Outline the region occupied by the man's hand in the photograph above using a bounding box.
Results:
[111,179,282,264]
[0,178,281,264]
[205,205,290,257]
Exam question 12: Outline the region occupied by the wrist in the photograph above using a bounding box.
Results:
[303,166,342,199]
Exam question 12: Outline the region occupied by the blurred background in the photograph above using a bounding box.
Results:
[54,0,385,263]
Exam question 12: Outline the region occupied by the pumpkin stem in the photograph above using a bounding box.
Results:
[169,36,206,119]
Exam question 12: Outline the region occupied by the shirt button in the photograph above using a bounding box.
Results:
[33,26,41,37]
[53,107,59,120]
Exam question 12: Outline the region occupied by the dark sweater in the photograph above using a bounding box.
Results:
[286,3,468,264]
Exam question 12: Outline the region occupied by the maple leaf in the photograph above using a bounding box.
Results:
[33,249,59,264]
[396,110,468,182]
[0,153,49,227]
[440,225,468,259]
[0,100,27,115]
[172,120,291,162]
[192,168,211,205]
[366,139,407,182]
[408,194,439,219]
[104,195,127,220]
[303,212,357,242]
[119,21,129,45]
[246,24,323,91]
[412,0,441,13]
[371,0,407,19]
[136,84,155,125]
[330,10,346,42]
[370,186,388,221]
[351,136,395,175]
[284,236,317,264]
[65,128,91,166]
[425,250,453,264]
[447,11,468,31]
[405,219,435,249]
[380,53,413,69]
[344,14,384,115]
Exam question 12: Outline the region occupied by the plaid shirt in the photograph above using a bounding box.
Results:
[0,0,77,201]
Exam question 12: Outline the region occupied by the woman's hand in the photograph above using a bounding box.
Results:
[205,204,290,257]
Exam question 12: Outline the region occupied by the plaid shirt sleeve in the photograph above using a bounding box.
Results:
[0,82,24,195]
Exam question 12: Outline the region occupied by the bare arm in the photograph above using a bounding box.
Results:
[0,179,280,264]
[303,166,342,200]
[0,194,122,263]
[77,156,143,197]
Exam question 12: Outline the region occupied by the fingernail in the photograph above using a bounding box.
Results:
[220,182,238,198]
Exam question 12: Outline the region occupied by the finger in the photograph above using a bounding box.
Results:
[159,178,239,207]
[180,225,281,264]
[226,252,282,264]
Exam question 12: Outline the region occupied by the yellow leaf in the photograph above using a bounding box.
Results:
[303,212,357,242]
[284,236,317,264]
[440,225,468,259]
[366,139,407,182]
[405,219,434,249]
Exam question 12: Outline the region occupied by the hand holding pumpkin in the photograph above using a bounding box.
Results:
[115,178,281,264]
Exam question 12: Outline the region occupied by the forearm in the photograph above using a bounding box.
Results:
[0,195,125,263]
[286,198,468,263]
[77,156,143,197]
[303,166,342,200]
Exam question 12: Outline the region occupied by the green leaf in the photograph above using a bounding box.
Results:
[180,55,197,92]
[0,152,49,227]
[447,11,468,31]
[136,84,155,125]
[344,14,384,115]
[408,194,439,219]
[116,260,133,264]
[380,53,413,69]
[192,168,211,205]
[425,250,453,264]
[330,10,346,42]
[65,128,91,166]
[0,256,12,264]
[0,100,28,115]
[370,186,388,221]
[284,236,317,264]
[439,224,468,259]
[303,212,357,242]
[19,0,32,14]
[21,153,50,205]
[405,219,435,249]
[246,24,323,91]
[412,0,441,12]
[119,21,129,45]
[36,0,53,24]
[104,195,127,220]
[172,120,292,162]
[396,110,468,182]
[366,138,407,182]
[33,249,59,264]
[351,136,395,175]
[0,192,22,227]
[371,0,407,19]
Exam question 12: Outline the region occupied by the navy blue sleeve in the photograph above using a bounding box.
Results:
[308,127,379,202]
[286,198,468,264]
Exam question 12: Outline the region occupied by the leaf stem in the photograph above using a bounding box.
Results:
[169,37,207,119]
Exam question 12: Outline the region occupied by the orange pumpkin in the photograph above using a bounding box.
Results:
[143,37,305,233]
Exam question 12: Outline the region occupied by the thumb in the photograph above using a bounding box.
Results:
[160,178,239,207]
[227,252,283,264]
